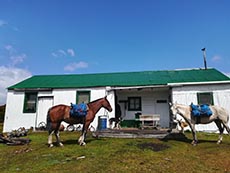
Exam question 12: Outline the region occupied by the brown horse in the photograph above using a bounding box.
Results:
[47,96,112,147]
[170,102,230,145]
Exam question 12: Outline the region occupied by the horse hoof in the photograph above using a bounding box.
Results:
[191,141,197,146]
[217,141,222,144]
[48,144,54,148]
[80,142,86,146]
[59,143,64,147]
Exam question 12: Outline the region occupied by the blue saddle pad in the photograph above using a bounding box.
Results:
[70,103,88,117]
[190,103,212,117]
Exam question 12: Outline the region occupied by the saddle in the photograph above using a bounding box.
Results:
[70,103,88,117]
[190,103,212,117]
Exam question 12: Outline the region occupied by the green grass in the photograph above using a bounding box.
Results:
[0,124,230,173]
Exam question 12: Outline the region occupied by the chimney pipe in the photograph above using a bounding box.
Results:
[201,48,207,70]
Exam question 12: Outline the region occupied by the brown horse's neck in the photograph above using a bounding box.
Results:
[88,98,104,115]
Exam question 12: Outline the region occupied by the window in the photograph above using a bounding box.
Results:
[197,92,214,105]
[128,97,141,111]
[77,91,90,104]
[156,100,167,103]
[23,92,37,113]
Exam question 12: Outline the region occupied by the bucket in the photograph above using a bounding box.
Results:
[98,116,107,130]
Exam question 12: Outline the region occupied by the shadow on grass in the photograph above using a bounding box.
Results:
[161,132,191,143]
[63,137,103,146]
[161,132,220,145]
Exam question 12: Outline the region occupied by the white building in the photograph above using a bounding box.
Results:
[3,68,230,133]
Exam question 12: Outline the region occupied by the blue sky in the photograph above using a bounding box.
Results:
[0,0,230,104]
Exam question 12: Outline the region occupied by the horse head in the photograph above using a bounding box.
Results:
[102,96,113,112]
[169,102,178,119]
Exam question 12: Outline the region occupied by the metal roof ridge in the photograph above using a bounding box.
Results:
[173,67,214,71]
[31,68,215,77]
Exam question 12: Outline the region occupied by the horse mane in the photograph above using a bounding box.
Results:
[174,103,192,118]
[177,103,189,108]
[87,97,105,105]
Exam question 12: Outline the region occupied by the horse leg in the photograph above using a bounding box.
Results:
[48,130,54,147]
[214,120,224,144]
[222,122,230,134]
[54,129,64,147]
[78,129,87,146]
[47,122,57,147]
[190,123,198,145]
[48,122,63,147]
[78,117,87,146]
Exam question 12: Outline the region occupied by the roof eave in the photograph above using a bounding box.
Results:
[110,84,168,90]
[9,88,53,92]
[168,80,230,87]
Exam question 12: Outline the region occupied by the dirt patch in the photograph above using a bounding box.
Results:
[137,142,170,152]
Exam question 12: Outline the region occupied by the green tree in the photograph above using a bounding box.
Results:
[0,105,6,123]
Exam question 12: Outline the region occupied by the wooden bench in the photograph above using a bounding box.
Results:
[138,114,160,129]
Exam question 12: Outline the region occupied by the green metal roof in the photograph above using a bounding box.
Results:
[8,68,230,90]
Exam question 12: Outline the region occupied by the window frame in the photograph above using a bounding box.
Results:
[197,92,214,105]
[76,91,91,104]
[23,92,38,113]
[128,97,142,111]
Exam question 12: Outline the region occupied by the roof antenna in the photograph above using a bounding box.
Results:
[201,48,207,70]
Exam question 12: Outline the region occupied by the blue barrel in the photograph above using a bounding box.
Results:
[98,116,107,130]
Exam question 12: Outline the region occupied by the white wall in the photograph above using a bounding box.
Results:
[3,90,36,132]
[4,83,230,132]
[3,87,115,132]
[172,84,230,132]
[53,89,76,105]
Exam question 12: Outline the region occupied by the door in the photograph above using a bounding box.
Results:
[36,96,54,128]
[155,99,169,128]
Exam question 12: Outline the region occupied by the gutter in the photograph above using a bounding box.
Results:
[9,88,53,92]
[168,80,230,87]
[109,85,169,91]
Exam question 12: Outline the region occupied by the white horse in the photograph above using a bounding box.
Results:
[169,102,230,145]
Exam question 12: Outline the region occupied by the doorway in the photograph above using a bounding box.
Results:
[36,96,54,128]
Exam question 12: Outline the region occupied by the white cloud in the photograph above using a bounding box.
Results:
[4,45,13,51]
[3,44,26,66]
[58,49,67,56]
[211,55,222,62]
[67,49,75,57]
[52,48,75,57]
[0,66,32,105]
[64,61,88,72]
[10,54,26,66]
[0,20,7,27]
[4,44,16,55]
[51,52,58,57]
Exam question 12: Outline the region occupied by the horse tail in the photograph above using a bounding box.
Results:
[46,108,52,132]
